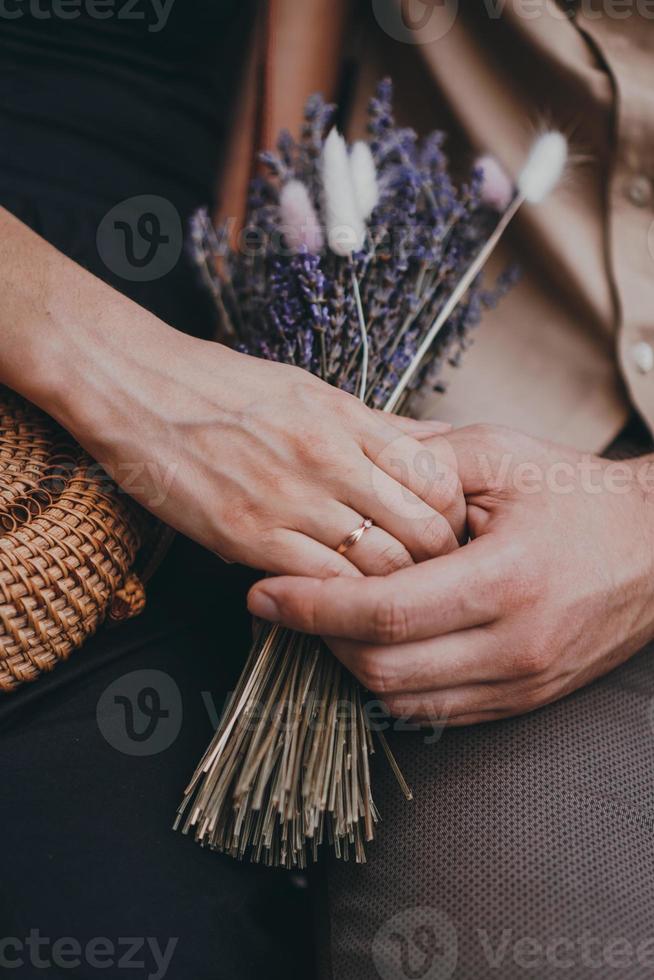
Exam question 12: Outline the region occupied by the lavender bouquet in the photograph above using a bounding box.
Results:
[175,82,567,868]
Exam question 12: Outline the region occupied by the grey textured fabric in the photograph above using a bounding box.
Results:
[320,425,654,980]
[321,644,654,980]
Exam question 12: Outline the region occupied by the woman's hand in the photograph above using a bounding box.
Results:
[58,327,465,577]
[0,207,463,578]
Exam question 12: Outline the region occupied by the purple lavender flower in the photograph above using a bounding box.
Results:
[189,79,516,413]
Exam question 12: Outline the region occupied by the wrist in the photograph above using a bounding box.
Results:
[40,296,193,450]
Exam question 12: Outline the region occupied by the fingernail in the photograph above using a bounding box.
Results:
[248,589,280,622]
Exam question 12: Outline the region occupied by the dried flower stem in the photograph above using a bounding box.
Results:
[351,265,369,401]
[177,84,556,871]
[383,193,524,413]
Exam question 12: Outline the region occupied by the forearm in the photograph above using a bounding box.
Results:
[0,206,211,443]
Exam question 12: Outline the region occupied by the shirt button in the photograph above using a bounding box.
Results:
[625,175,652,208]
[631,341,654,374]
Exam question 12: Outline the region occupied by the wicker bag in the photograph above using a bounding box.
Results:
[0,385,157,692]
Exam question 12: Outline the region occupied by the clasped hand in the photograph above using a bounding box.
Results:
[250,425,654,725]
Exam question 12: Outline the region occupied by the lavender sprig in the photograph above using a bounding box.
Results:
[179,80,567,868]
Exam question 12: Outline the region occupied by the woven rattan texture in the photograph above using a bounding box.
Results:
[0,387,146,691]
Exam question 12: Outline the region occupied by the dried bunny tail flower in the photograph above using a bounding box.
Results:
[349,141,379,220]
[518,131,568,204]
[476,154,514,212]
[321,128,365,256]
[279,179,324,253]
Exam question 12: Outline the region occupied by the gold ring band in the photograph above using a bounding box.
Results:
[336,518,373,555]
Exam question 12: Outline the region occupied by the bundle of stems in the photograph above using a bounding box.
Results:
[176,84,567,867]
[176,626,387,867]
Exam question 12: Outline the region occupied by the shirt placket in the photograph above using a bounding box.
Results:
[576,14,654,429]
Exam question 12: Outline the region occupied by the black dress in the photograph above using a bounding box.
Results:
[0,7,312,979]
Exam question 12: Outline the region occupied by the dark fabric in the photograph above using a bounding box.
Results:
[0,0,253,205]
[0,541,313,980]
[0,10,313,978]
[318,425,654,980]
[0,0,256,339]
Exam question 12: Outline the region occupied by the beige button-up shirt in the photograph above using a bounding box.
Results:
[222,0,654,453]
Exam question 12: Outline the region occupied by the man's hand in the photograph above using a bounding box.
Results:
[248,425,654,726]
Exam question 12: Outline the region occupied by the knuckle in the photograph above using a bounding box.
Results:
[314,383,359,428]
[421,514,453,557]
[224,495,262,534]
[293,429,329,465]
[375,543,413,576]
[513,642,552,679]
[355,652,400,695]
[433,466,463,512]
[315,557,348,579]
[371,595,410,645]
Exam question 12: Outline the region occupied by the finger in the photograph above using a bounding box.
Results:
[347,462,458,562]
[380,679,541,725]
[246,528,362,579]
[299,502,414,577]
[363,691,519,729]
[433,425,531,495]
[378,412,452,440]
[376,687,505,724]
[362,428,466,542]
[327,627,506,695]
[247,537,499,641]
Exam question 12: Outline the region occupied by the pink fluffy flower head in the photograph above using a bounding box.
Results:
[279,179,324,254]
[476,154,514,212]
